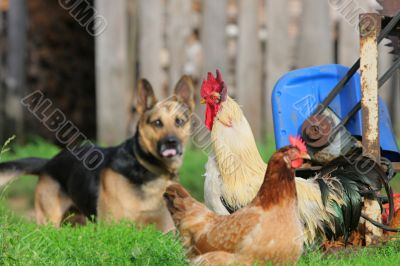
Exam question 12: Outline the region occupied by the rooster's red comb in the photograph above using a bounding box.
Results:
[200,69,227,100]
[289,135,307,153]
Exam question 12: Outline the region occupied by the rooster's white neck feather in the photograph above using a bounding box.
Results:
[210,96,267,207]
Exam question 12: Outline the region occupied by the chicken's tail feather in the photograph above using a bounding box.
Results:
[317,151,387,242]
[164,182,212,238]
[164,183,192,215]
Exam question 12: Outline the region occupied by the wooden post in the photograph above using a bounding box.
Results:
[0,7,4,142]
[265,0,290,132]
[127,0,138,89]
[138,0,164,97]
[126,0,139,135]
[236,0,262,140]
[6,0,27,143]
[359,13,382,245]
[166,0,191,92]
[296,0,333,68]
[202,0,227,77]
[95,0,130,144]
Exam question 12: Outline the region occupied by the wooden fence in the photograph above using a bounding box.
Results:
[0,0,398,145]
[100,0,399,143]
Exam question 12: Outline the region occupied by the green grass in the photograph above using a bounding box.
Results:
[2,137,400,265]
[1,205,400,266]
[0,138,60,206]
[0,205,188,265]
[0,137,188,265]
[298,241,400,265]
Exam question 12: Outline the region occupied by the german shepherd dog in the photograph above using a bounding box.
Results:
[0,76,195,231]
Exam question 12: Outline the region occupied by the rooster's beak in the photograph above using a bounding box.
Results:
[301,153,311,160]
[200,99,206,104]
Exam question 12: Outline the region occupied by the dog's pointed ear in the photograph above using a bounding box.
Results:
[173,75,195,112]
[136,79,157,114]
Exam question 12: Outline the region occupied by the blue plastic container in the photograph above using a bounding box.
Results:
[272,64,399,162]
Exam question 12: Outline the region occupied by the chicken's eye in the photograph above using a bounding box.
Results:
[152,119,163,128]
[211,94,221,104]
[175,118,185,127]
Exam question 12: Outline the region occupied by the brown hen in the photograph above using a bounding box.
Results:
[164,143,309,266]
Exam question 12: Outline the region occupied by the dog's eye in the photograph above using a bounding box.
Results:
[152,120,163,128]
[175,118,185,127]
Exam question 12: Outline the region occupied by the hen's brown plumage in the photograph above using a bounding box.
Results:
[164,146,305,266]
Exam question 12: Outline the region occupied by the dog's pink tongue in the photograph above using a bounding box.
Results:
[162,149,177,157]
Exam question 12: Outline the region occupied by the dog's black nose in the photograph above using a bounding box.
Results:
[165,137,179,146]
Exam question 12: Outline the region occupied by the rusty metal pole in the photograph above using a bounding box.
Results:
[359,13,383,245]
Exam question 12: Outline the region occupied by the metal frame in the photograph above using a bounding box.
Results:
[304,12,400,155]
[300,11,400,245]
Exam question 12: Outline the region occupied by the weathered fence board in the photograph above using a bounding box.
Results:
[236,0,262,139]
[6,0,27,143]
[265,0,290,132]
[138,0,164,97]
[96,0,130,144]
[296,0,333,68]
[202,0,227,78]
[167,0,191,93]
[0,7,5,142]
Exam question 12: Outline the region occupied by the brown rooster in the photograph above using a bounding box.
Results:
[164,138,309,266]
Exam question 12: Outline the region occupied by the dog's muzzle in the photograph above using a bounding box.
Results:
[158,136,183,159]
